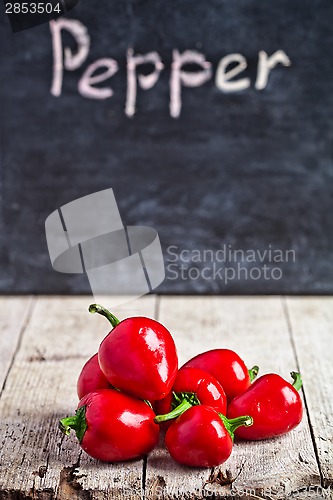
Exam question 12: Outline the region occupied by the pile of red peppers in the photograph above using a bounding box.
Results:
[60,304,303,467]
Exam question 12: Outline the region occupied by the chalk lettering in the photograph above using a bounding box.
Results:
[50,18,90,97]
[215,53,250,92]
[78,58,119,99]
[49,20,292,117]
[170,50,212,118]
[255,50,291,90]
[125,49,164,117]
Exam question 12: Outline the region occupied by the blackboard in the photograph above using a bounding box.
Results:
[1,0,333,294]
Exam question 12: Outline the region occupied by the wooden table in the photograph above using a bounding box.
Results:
[0,296,332,499]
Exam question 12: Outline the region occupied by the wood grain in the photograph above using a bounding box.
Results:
[145,296,322,499]
[0,296,34,393]
[286,297,333,488]
[0,295,330,499]
[0,295,156,499]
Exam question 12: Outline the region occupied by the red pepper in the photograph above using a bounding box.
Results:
[227,372,303,440]
[77,353,111,400]
[59,389,159,462]
[154,367,227,428]
[90,304,178,401]
[182,349,259,402]
[165,405,252,467]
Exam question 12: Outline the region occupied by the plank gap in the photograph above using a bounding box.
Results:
[142,455,147,499]
[281,297,301,372]
[0,295,36,397]
[282,297,325,488]
[154,294,161,322]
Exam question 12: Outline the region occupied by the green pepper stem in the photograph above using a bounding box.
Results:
[248,365,259,382]
[154,392,201,423]
[291,371,303,392]
[154,399,193,423]
[59,406,87,443]
[89,304,120,328]
[219,414,253,441]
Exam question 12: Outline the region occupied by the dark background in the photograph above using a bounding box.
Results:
[0,0,332,294]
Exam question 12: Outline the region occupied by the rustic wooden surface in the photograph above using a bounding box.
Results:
[0,296,331,500]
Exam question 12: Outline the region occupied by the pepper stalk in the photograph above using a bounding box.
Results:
[89,304,120,328]
[291,371,303,391]
[154,392,200,424]
[59,406,88,443]
[219,414,253,441]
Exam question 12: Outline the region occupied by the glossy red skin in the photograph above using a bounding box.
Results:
[98,317,178,401]
[77,353,111,400]
[78,389,159,462]
[227,374,303,440]
[183,349,251,402]
[165,405,233,467]
[155,367,227,420]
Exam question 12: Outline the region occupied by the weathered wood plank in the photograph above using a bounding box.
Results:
[286,297,333,488]
[0,295,156,499]
[0,295,329,500]
[145,296,321,500]
[0,296,34,393]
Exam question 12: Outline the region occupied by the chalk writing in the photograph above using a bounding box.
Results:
[50,19,291,118]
